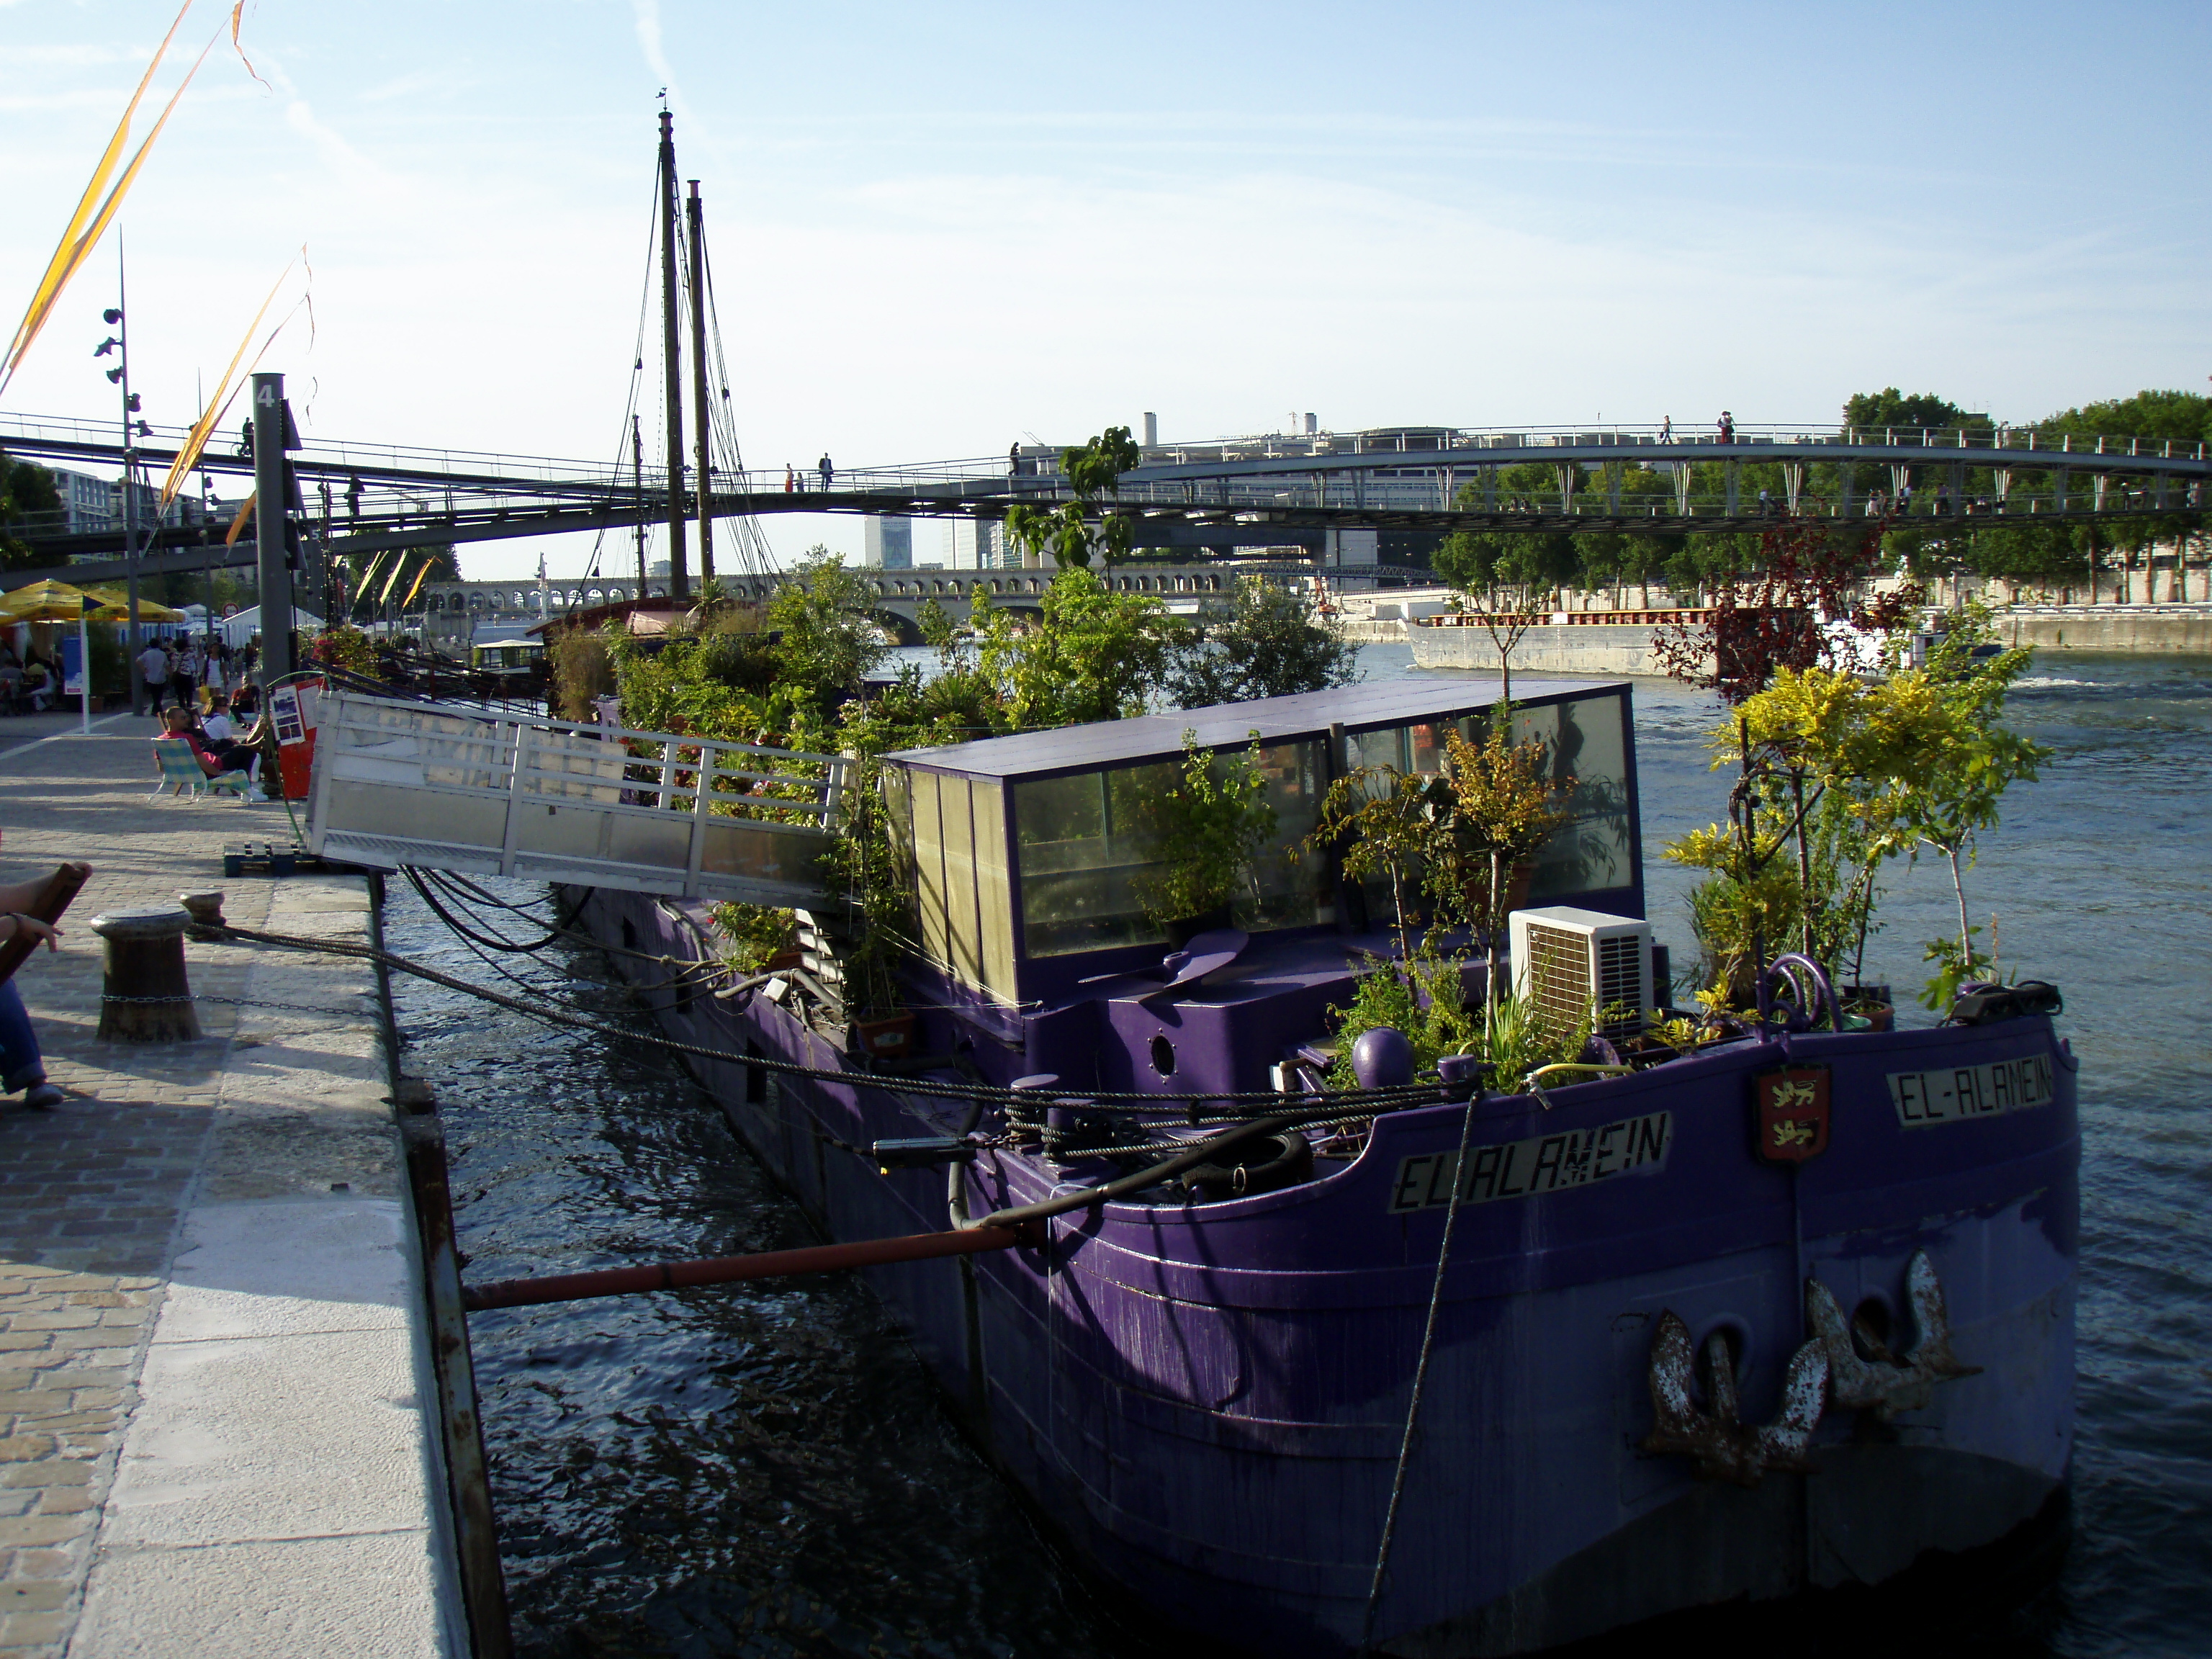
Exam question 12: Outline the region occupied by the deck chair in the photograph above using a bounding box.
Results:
[150,739,258,804]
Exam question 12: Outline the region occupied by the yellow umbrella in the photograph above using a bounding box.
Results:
[0,579,96,733]
[83,588,187,623]
[1,577,97,621]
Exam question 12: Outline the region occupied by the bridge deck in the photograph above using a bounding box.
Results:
[6,411,2204,570]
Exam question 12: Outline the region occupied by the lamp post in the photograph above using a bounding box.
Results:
[95,248,149,715]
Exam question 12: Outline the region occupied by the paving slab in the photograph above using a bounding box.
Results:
[0,721,462,1658]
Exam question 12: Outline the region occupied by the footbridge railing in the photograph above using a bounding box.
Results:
[307,692,848,907]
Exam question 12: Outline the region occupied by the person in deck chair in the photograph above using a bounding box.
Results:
[158,706,258,780]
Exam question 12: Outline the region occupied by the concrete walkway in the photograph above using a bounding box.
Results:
[0,717,460,1656]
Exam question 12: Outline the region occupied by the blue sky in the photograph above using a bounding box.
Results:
[4,0,2206,577]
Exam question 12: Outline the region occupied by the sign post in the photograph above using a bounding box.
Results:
[251,371,295,683]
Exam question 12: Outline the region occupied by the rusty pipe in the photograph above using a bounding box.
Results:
[460,1221,1039,1313]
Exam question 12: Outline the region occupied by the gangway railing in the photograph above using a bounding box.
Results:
[307,692,849,907]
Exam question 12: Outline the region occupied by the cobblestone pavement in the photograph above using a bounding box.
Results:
[0,716,435,1655]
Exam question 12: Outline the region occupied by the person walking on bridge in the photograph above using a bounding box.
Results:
[1658,415,1673,444]
[1717,410,1735,445]
[784,464,796,494]
[818,454,835,493]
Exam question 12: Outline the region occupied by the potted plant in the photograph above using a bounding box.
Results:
[1133,730,1279,947]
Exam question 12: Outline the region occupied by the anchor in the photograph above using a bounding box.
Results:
[1639,1315,1829,1488]
[1805,1249,1982,1422]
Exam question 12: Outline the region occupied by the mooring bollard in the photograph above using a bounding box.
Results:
[90,908,202,1043]
[178,889,228,940]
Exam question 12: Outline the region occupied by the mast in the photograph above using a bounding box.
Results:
[631,413,647,595]
[686,180,714,588]
[657,108,688,598]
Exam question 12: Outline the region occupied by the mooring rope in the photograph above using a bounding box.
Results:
[198,918,1455,1118]
[1359,1079,1483,1653]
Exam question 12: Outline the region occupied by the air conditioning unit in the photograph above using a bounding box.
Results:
[1509,906,1654,1038]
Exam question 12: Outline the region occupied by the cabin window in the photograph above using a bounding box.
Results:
[1012,740,1330,957]
[900,770,1016,1004]
[1515,695,1633,900]
[1343,693,1633,917]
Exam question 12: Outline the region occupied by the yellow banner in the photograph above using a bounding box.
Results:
[225,494,256,547]
[0,3,209,395]
[159,253,302,510]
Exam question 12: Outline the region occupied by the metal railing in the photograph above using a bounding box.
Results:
[307,691,849,907]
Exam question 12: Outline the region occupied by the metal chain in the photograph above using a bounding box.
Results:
[100,992,374,1017]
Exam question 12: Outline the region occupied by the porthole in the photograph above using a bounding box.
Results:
[1150,1035,1177,1077]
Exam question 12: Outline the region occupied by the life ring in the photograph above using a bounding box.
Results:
[1179,1130,1315,1201]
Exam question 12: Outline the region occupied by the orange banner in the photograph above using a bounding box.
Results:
[0,1,193,393]
[159,253,303,511]
[225,494,256,547]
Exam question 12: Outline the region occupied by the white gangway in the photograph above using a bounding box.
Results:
[306,691,850,907]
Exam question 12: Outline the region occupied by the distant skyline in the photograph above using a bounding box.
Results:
[4,0,2206,577]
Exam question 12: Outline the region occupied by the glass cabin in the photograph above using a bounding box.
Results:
[884,678,1643,1013]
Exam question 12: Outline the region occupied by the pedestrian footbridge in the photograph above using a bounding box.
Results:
[307,691,848,907]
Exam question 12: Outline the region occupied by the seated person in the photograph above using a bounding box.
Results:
[19,660,53,713]
[199,695,239,754]
[158,706,258,778]
[0,656,21,714]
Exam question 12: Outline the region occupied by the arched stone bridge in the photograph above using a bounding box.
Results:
[418,566,1238,643]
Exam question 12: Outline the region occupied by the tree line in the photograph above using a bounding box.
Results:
[1433,386,2210,606]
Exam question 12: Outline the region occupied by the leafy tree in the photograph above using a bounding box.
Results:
[973,565,1169,727]
[1004,426,1141,571]
[2036,387,2212,449]
[1164,577,1359,708]
[1843,388,1979,434]
[765,547,889,714]
[1,449,62,571]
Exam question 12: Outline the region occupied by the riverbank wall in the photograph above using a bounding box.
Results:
[1995,606,2212,652]
[1407,621,1707,675]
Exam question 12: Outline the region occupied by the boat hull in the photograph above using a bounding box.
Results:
[575,887,2077,1655]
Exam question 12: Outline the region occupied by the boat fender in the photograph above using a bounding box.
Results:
[1351,1027,1416,1089]
[1179,1130,1315,1201]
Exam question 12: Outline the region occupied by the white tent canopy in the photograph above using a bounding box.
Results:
[216,606,322,649]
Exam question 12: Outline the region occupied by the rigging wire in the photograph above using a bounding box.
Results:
[696,219,778,579]
[581,171,669,586]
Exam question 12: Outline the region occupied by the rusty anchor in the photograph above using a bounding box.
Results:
[1639,1315,1829,1487]
[1805,1249,1982,1422]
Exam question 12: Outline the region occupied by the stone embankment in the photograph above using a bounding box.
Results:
[1994,605,2212,652]
[0,710,463,1658]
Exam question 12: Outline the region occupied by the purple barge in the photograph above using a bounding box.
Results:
[565,676,2075,1654]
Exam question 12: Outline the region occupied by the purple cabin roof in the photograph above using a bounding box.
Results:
[886,675,1626,780]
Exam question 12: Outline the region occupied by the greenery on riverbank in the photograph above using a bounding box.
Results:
[1431,385,2210,611]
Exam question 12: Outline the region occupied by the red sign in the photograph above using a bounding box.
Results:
[1753,1066,1831,1164]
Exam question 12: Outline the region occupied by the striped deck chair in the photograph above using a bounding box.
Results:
[150,739,258,803]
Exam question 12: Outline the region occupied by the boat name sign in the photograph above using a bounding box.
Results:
[1887,1053,2056,1128]
[1388,1112,1671,1214]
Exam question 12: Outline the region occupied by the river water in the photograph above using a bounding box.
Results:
[385,647,2211,1658]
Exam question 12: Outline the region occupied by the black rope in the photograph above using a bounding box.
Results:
[202,920,1452,1118]
[403,868,577,953]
